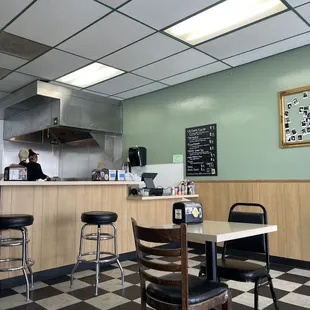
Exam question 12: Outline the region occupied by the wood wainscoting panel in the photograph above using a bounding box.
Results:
[0,187,12,280]
[196,180,308,261]
[298,183,310,261]
[57,186,77,267]
[9,187,34,278]
[41,186,58,270]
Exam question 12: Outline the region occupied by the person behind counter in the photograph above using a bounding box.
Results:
[27,149,51,181]
[18,148,29,167]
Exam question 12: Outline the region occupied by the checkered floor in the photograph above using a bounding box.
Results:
[1,248,310,310]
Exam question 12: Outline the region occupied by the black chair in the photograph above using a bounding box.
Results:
[199,203,278,310]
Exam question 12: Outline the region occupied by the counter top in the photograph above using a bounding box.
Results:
[127,194,199,201]
[0,181,144,186]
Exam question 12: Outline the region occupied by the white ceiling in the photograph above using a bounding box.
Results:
[0,0,309,101]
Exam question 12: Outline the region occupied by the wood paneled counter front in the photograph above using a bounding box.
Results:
[0,181,191,281]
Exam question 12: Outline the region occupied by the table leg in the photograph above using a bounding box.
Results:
[205,241,217,281]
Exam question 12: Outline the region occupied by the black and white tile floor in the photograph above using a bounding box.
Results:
[1,248,310,309]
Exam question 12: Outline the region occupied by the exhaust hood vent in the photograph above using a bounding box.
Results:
[1,81,122,147]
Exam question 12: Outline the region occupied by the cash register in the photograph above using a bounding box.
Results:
[141,172,163,196]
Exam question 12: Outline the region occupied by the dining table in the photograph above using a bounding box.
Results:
[155,220,278,281]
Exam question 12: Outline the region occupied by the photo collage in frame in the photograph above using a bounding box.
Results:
[279,85,310,148]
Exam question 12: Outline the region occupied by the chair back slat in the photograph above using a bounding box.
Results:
[140,257,182,272]
[140,269,182,288]
[133,224,181,243]
[138,243,181,257]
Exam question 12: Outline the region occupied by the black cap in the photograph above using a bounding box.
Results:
[28,149,39,157]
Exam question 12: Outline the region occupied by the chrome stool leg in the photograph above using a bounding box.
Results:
[113,223,124,285]
[24,227,34,288]
[70,224,86,288]
[21,228,30,301]
[95,225,101,296]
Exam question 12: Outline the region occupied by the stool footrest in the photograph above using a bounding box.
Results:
[82,232,114,241]
[77,251,118,264]
[0,258,35,272]
[0,238,30,247]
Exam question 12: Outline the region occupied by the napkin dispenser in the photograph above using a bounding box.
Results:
[173,201,203,224]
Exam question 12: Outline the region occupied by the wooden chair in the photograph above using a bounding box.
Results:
[131,218,232,310]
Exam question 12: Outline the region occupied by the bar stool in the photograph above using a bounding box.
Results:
[70,211,124,296]
[0,214,35,301]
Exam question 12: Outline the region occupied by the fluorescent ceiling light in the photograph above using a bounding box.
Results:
[165,0,287,45]
[56,63,124,88]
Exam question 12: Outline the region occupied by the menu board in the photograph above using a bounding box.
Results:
[186,124,217,176]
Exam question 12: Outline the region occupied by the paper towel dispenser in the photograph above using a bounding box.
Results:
[129,146,147,167]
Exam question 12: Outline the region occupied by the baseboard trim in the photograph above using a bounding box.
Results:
[188,242,310,270]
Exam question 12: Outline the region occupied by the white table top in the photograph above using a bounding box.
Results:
[155,220,278,243]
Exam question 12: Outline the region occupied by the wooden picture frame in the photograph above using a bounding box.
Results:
[279,85,310,148]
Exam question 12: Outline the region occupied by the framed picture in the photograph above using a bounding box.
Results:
[279,85,310,148]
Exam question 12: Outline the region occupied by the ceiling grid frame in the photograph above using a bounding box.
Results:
[0,0,308,100]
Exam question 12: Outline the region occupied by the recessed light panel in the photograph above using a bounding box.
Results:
[56,63,124,88]
[165,0,287,45]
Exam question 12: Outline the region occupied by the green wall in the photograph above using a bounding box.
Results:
[123,45,310,180]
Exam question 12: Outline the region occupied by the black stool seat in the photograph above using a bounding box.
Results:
[81,211,118,224]
[0,214,34,229]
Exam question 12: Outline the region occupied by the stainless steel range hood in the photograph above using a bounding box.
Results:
[0,81,122,147]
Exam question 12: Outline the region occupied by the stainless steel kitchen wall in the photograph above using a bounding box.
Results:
[1,133,123,179]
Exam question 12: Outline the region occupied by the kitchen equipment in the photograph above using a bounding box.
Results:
[109,170,116,181]
[173,201,203,224]
[91,168,109,181]
[4,166,27,181]
[117,170,125,181]
[129,146,147,167]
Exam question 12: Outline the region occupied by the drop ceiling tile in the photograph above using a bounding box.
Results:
[18,49,90,80]
[6,0,111,46]
[0,72,37,93]
[0,92,8,99]
[287,0,310,7]
[0,52,27,70]
[0,0,32,29]
[197,11,310,60]
[0,67,11,79]
[96,0,130,8]
[133,49,215,80]
[120,0,220,30]
[83,89,109,96]
[88,73,152,95]
[296,3,310,22]
[109,95,124,100]
[116,82,167,99]
[161,62,229,85]
[59,12,154,60]
[0,32,50,60]
[100,33,188,71]
[225,32,310,67]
